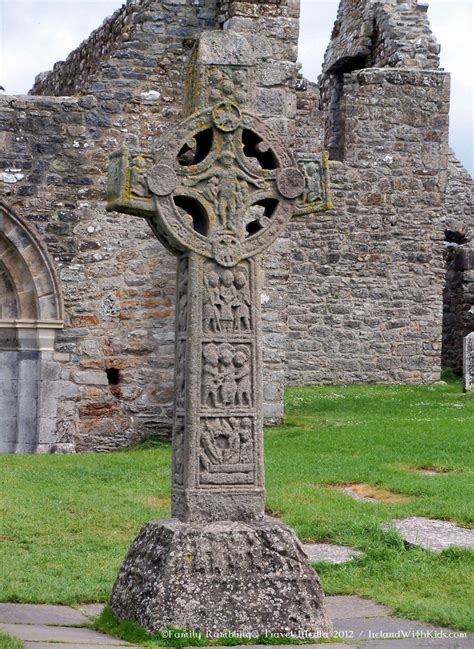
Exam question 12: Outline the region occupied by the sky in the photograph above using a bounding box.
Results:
[0,0,472,174]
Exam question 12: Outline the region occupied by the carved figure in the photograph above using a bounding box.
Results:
[233,270,251,332]
[219,345,237,406]
[233,349,251,406]
[203,271,221,333]
[130,155,150,198]
[202,344,220,408]
[223,417,241,463]
[219,270,237,333]
[239,418,253,463]
[303,160,322,203]
[200,419,221,470]
[185,138,265,234]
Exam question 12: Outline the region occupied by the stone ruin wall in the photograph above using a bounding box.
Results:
[288,66,451,383]
[1,0,472,452]
[3,0,221,451]
[1,0,301,451]
[442,155,474,374]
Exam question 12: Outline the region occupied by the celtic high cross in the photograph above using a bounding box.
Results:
[107,30,331,636]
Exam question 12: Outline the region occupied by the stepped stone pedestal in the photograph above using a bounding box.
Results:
[107,30,331,636]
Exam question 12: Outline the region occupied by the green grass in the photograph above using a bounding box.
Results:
[1,379,473,636]
[0,632,23,649]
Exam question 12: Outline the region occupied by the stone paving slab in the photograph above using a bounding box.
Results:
[0,603,89,626]
[77,602,105,618]
[0,622,133,645]
[381,517,474,552]
[333,616,464,639]
[325,595,391,619]
[304,544,365,564]
[356,639,472,648]
[1,598,471,649]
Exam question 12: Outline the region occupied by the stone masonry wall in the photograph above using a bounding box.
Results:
[0,0,299,451]
[443,245,474,374]
[441,155,473,373]
[1,0,472,452]
[4,0,223,451]
[286,68,450,384]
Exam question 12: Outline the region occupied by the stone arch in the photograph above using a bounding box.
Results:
[0,201,64,453]
[0,200,63,323]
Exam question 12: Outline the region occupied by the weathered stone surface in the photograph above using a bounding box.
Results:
[304,543,365,564]
[109,28,329,636]
[77,603,105,619]
[463,332,474,391]
[0,623,130,645]
[325,595,391,619]
[110,518,331,635]
[0,604,88,626]
[1,0,472,453]
[381,517,474,552]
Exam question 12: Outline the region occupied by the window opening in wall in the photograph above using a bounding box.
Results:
[106,367,120,385]
[441,228,471,375]
[324,55,367,162]
[444,228,469,246]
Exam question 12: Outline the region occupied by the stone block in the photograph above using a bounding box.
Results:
[0,417,17,441]
[40,361,61,382]
[37,418,58,444]
[72,370,108,386]
[111,518,331,636]
[463,332,474,391]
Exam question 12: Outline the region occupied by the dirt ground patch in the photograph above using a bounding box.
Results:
[336,483,414,504]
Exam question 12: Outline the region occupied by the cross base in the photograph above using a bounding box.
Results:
[110,517,332,636]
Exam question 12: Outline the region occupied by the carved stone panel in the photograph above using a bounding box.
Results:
[172,417,185,487]
[295,152,332,215]
[177,256,189,334]
[463,332,474,392]
[201,342,253,409]
[199,416,255,485]
[203,260,252,335]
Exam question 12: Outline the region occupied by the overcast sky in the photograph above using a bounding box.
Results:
[0,0,472,174]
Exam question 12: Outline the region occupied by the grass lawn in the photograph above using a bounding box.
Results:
[1,377,473,636]
[0,632,23,649]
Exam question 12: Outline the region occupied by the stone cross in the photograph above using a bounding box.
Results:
[107,31,331,637]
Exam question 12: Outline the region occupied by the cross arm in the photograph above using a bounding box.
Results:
[106,148,156,219]
[294,151,333,216]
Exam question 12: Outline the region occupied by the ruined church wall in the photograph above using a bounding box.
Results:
[3,0,471,453]
[4,0,221,452]
[286,68,450,384]
[442,155,474,373]
[322,0,440,74]
[0,0,299,452]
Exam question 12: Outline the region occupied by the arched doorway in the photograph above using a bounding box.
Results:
[0,201,63,453]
